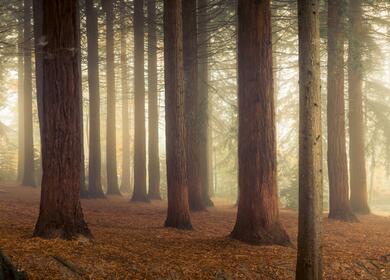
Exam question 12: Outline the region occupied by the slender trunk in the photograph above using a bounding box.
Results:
[183,0,205,211]
[147,0,162,200]
[327,0,357,222]
[164,0,192,230]
[120,0,131,193]
[86,0,105,198]
[103,0,121,195]
[198,0,214,207]
[230,0,290,246]
[132,0,149,202]
[22,0,36,187]
[348,0,370,214]
[33,0,91,239]
[17,4,24,182]
[296,0,323,279]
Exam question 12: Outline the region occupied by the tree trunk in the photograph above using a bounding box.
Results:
[86,0,105,198]
[0,250,26,280]
[296,0,323,279]
[17,2,24,183]
[164,0,192,230]
[348,0,370,214]
[22,0,36,187]
[147,0,162,200]
[230,0,290,246]
[103,0,121,195]
[33,0,91,239]
[198,0,214,207]
[327,0,357,222]
[183,0,205,212]
[120,0,131,193]
[132,0,149,202]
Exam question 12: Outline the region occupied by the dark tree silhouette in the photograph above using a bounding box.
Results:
[147,0,162,200]
[86,0,105,198]
[183,0,205,212]
[132,0,149,202]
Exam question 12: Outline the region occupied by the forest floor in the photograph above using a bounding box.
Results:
[0,183,390,280]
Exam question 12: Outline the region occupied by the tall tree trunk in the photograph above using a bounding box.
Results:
[198,0,214,207]
[22,0,36,187]
[78,0,87,198]
[103,0,121,195]
[327,0,357,222]
[120,0,131,193]
[17,3,24,183]
[183,0,205,211]
[296,0,323,279]
[33,0,91,239]
[86,0,105,198]
[147,0,162,200]
[164,0,192,230]
[230,0,290,246]
[348,0,370,214]
[132,0,149,202]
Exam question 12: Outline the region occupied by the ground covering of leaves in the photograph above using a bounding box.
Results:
[0,183,390,279]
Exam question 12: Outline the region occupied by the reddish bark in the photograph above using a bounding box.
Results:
[163,0,192,230]
[33,0,91,239]
[230,0,290,246]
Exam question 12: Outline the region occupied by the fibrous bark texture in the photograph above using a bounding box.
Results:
[163,0,193,230]
[230,0,290,246]
[33,0,91,239]
[296,0,323,279]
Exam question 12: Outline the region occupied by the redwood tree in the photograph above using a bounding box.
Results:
[147,0,162,200]
[132,0,149,202]
[327,0,357,222]
[22,0,35,187]
[230,0,290,245]
[17,1,24,182]
[164,0,192,230]
[348,0,370,214]
[103,0,121,195]
[198,0,214,207]
[86,0,105,198]
[33,0,91,239]
[120,0,131,193]
[183,0,205,211]
[296,0,323,279]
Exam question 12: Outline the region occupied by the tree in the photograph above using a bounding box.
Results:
[103,0,121,195]
[0,250,26,280]
[120,0,131,193]
[327,0,357,222]
[86,0,105,198]
[230,0,290,245]
[132,0,149,202]
[183,0,205,211]
[164,0,192,230]
[147,0,162,200]
[17,1,24,183]
[33,0,91,239]
[348,0,370,214]
[296,0,323,279]
[198,0,213,207]
[22,0,35,187]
